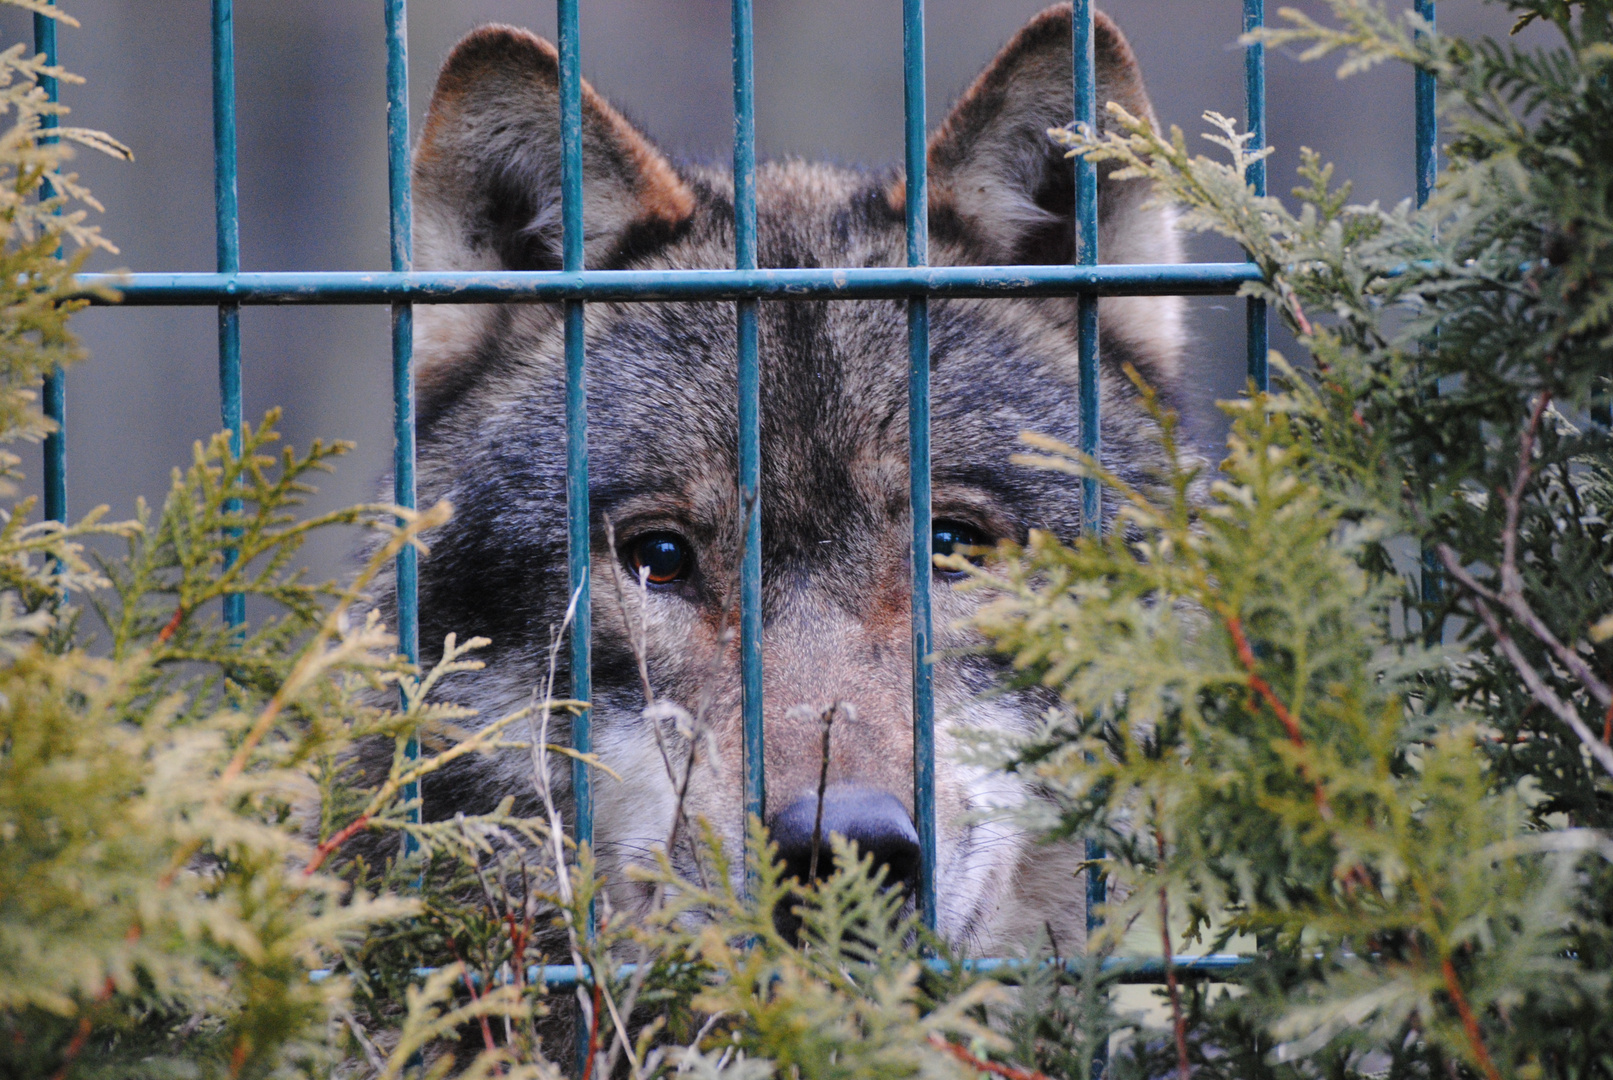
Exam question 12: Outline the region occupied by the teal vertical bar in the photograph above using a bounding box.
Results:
[733,0,764,834]
[558,0,593,897]
[1416,0,1442,628]
[213,0,243,629]
[558,4,593,1068]
[1415,0,1437,209]
[385,0,420,854]
[34,9,65,526]
[1243,0,1269,391]
[903,0,936,935]
[1072,1,1100,536]
[1074,6,1106,1077]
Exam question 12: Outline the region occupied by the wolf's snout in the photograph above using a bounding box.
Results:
[769,784,920,893]
[768,785,920,940]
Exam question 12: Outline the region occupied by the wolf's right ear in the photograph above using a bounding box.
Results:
[924,4,1178,270]
[412,25,694,275]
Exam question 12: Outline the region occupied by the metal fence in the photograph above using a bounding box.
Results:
[49,0,1436,1019]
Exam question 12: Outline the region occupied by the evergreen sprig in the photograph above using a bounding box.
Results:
[0,0,126,459]
[969,2,1613,1075]
[9,2,1613,1078]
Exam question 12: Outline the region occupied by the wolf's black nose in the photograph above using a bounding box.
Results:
[769,784,921,895]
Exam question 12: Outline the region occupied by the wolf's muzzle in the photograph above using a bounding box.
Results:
[768,784,920,939]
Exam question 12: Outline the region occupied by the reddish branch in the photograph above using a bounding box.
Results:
[50,926,142,1080]
[1223,612,1332,817]
[447,940,499,1056]
[1441,957,1502,1080]
[1156,831,1191,1080]
[579,983,604,1080]
[1284,291,1316,338]
[926,1034,1054,1080]
[157,604,185,644]
[49,1013,94,1080]
[301,815,370,877]
[1224,615,1302,743]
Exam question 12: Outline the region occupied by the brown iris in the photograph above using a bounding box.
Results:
[626,532,693,585]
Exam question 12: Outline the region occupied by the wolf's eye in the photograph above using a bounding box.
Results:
[626,532,693,585]
[932,520,989,571]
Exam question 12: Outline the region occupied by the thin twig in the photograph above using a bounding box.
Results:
[447,940,499,1055]
[337,1009,387,1074]
[603,515,656,708]
[807,703,841,884]
[1449,391,1613,710]
[648,703,712,894]
[605,496,757,1076]
[1436,551,1613,779]
[663,489,756,882]
[603,938,656,1079]
[1442,548,1613,710]
[1499,391,1549,599]
[607,508,713,890]
[524,583,601,1060]
[605,501,758,1076]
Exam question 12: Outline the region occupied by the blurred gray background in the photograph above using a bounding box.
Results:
[0,1,1544,582]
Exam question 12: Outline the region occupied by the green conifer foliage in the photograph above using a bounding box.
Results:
[939,2,1613,1076]
[6,3,1613,1078]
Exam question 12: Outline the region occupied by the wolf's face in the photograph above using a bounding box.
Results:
[400,3,1182,952]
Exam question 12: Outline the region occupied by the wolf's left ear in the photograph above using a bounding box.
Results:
[412,25,695,275]
[926,4,1179,270]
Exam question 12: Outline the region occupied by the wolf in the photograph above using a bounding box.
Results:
[397,2,1184,955]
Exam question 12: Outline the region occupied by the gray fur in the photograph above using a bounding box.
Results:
[385,3,1184,954]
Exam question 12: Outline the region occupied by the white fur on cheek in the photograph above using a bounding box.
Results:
[592,716,680,894]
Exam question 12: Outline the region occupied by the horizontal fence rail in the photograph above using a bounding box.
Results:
[305,953,1255,990]
[74,263,1264,305]
[41,0,1441,1070]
